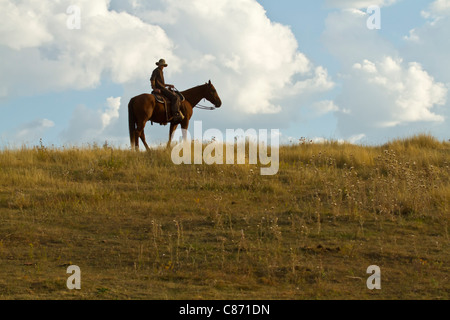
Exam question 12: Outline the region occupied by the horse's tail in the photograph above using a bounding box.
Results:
[128,97,136,148]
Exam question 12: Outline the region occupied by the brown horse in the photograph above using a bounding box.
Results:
[128,80,222,151]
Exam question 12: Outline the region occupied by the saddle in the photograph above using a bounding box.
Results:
[152,90,185,125]
[152,91,185,104]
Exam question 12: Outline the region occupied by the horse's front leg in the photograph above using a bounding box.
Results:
[181,119,190,142]
[167,122,179,149]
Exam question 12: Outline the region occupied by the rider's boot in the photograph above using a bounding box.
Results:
[171,97,184,124]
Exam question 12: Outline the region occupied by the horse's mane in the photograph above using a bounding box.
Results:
[180,83,207,94]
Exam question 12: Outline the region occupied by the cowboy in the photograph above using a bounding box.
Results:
[150,59,184,124]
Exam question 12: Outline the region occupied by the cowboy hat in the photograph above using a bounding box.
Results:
[156,59,168,67]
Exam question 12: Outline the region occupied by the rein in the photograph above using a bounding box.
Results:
[194,104,216,111]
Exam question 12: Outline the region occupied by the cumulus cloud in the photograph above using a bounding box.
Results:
[115,0,334,115]
[322,6,448,141]
[1,118,55,146]
[403,1,450,81]
[17,118,55,140]
[309,100,340,116]
[0,0,177,96]
[398,0,450,141]
[0,0,336,147]
[336,56,446,137]
[0,0,53,50]
[424,0,450,18]
[0,0,333,114]
[309,134,366,145]
[61,96,123,144]
[101,97,121,129]
[348,133,367,144]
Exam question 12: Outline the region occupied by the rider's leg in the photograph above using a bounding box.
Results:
[162,89,184,123]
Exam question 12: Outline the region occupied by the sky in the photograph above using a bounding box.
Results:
[0,0,449,148]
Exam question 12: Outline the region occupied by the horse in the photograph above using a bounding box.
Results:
[128,80,222,151]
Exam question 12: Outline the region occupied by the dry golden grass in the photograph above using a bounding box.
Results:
[0,134,448,299]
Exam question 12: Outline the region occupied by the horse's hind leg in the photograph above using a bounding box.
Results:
[131,130,138,151]
[133,128,139,151]
[136,121,150,152]
[140,131,150,152]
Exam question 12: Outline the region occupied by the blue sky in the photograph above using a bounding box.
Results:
[1,0,449,148]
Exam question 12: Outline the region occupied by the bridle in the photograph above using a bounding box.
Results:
[173,87,218,111]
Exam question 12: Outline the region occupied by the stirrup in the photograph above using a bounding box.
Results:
[172,112,184,124]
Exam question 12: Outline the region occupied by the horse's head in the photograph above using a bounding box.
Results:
[204,80,222,108]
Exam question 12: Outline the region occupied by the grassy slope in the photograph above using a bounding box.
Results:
[0,134,448,299]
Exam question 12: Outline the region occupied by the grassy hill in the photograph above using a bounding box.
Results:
[0,134,448,299]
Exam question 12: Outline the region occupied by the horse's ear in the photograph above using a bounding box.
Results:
[208,80,211,85]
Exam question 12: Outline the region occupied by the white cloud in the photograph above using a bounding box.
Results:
[336,57,446,136]
[403,29,420,43]
[3,118,55,145]
[0,0,176,96]
[116,0,334,115]
[403,1,450,81]
[399,0,450,142]
[55,0,335,146]
[101,97,121,129]
[61,96,124,144]
[0,0,335,148]
[307,135,364,145]
[0,0,53,50]
[425,0,450,18]
[310,100,340,116]
[0,0,334,115]
[348,133,366,144]
[311,137,329,144]
[322,5,448,141]
[419,0,450,28]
